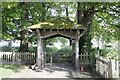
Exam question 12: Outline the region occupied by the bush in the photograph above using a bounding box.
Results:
[106,49,119,60]
[92,47,119,60]
[28,47,37,52]
[58,46,72,62]
[2,46,12,52]
[46,46,58,52]
[58,46,72,53]
[90,48,97,68]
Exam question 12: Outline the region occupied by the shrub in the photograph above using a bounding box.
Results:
[106,49,119,60]
[46,46,58,52]
[28,47,37,52]
[92,47,119,60]
[2,46,12,52]
[58,46,72,53]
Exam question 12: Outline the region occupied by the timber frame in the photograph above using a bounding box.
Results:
[30,28,87,71]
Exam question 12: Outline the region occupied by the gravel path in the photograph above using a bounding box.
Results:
[9,63,97,78]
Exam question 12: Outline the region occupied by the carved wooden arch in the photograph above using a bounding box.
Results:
[31,28,87,39]
[30,28,87,71]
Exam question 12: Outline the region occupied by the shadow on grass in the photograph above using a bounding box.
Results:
[1,64,26,72]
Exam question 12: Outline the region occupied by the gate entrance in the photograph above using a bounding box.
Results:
[45,52,73,64]
[29,28,88,71]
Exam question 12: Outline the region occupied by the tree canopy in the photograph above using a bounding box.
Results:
[1,2,120,52]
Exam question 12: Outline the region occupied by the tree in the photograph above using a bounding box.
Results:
[75,2,120,55]
[2,2,119,53]
[2,2,51,52]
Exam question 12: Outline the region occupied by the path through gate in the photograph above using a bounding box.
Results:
[44,52,73,65]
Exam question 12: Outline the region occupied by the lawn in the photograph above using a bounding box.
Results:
[0,64,25,78]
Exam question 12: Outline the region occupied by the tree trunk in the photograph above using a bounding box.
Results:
[19,29,28,52]
[19,2,29,52]
[65,4,70,21]
[41,2,46,21]
[77,2,95,55]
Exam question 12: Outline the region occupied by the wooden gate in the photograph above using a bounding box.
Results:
[44,52,72,65]
[79,47,91,65]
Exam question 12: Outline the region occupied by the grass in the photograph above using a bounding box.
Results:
[0,64,25,78]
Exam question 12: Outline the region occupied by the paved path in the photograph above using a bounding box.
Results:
[9,63,98,78]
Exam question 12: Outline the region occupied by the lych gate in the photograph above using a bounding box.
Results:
[30,28,88,71]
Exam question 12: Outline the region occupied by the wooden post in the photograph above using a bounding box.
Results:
[75,30,80,71]
[44,52,46,65]
[50,52,53,66]
[57,52,60,64]
[36,29,42,70]
[12,51,15,64]
[41,39,44,68]
[108,59,112,78]
[72,40,75,54]
[72,40,75,65]
[75,39,79,71]
[43,39,46,66]
[118,61,120,79]
[43,39,46,52]
[0,53,2,64]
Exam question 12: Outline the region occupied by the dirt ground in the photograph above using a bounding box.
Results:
[8,63,97,78]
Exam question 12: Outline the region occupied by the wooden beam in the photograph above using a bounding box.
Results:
[31,29,86,39]
[40,31,76,39]
[78,28,87,38]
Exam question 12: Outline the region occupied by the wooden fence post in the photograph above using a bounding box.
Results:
[108,59,112,78]
[118,56,120,79]
[12,51,15,64]
[95,56,120,78]
[116,60,119,79]
[50,52,53,66]
[0,52,2,64]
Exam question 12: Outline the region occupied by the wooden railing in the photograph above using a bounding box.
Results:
[44,52,73,63]
[0,52,36,64]
[96,56,120,79]
[79,49,90,65]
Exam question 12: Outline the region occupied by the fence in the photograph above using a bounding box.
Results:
[79,48,90,65]
[0,52,36,64]
[96,56,120,79]
[118,61,120,79]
